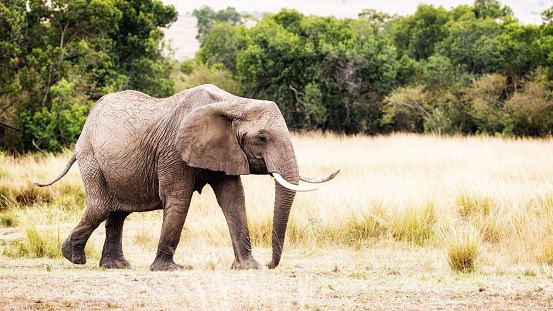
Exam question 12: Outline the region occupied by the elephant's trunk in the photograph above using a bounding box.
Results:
[266,153,299,269]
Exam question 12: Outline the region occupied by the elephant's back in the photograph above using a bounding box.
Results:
[80,91,174,146]
[88,90,175,130]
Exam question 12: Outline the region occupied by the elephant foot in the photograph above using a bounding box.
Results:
[62,237,86,265]
[99,256,132,269]
[266,260,279,269]
[150,259,188,271]
[231,258,262,270]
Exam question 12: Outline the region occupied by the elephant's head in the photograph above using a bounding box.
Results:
[176,99,338,268]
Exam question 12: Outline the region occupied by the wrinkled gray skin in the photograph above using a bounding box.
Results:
[41,84,300,271]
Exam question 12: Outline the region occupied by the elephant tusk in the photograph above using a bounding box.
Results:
[299,168,341,184]
[273,173,318,192]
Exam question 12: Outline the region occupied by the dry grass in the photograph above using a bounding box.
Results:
[441,225,482,272]
[0,150,85,210]
[3,133,553,309]
[2,133,553,268]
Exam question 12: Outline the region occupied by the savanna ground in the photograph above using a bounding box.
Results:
[1,133,553,310]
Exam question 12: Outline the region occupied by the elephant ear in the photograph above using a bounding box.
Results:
[176,101,249,175]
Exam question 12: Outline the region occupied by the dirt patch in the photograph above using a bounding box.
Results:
[0,227,24,241]
[1,245,552,310]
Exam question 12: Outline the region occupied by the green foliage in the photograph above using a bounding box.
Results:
[437,10,502,75]
[197,22,240,72]
[109,0,177,97]
[382,85,428,132]
[227,9,399,133]
[393,4,451,61]
[179,59,196,75]
[3,1,553,147]
[177,62,238,94]
[20,79,92,151]
[0,0,177,152]
[503,69,553,136]
[194,2,553,137]
[473,0,513,19]
[193,5,242,45]
[469,73,508,134]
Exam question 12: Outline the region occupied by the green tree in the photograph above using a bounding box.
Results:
[421,54,455,88]
[495,19,540,91]
[392,4,451,60]
[468,73,508,134]
[193,1,553,137]
[0,0,178,152]
[110,0,177,97]
[473,0,513,19]
[16,0,125,151]
[193,5,242,45]
[437,8,502,76]
[382,85,428,132]
[504,69,553,136]
[0,0,27,149]
[197,22,240,72]
[20,79,92,151]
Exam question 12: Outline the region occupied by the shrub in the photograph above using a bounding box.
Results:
[176,62,238,94]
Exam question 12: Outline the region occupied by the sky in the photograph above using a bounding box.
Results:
[170,0,552,25]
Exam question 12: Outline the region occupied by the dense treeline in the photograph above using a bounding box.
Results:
[2,1,553,152]
[188,0,553,136]
[0,0,177,152]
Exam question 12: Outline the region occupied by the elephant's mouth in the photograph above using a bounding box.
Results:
[248,158,268,175]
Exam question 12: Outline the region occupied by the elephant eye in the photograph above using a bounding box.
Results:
[257,133,267,142]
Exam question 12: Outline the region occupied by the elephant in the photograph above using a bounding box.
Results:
[36,84,339,271]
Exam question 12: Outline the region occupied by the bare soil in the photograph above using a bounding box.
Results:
[1,226,552,310]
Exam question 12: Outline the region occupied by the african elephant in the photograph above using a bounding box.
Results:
[36,84,339,271]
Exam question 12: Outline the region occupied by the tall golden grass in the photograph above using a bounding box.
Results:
[1,133,553,268]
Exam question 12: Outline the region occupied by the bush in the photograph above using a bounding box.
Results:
[176,62,238,94]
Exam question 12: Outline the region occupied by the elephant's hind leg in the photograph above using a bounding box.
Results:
[62,207,111,265]
[63,157,113,265]
[99,211,131,269]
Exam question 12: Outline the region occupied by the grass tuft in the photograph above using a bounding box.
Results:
[541,243,553,266]
[335,201,389,245]
[442,226,482,272]
[390,200,436,245]
[0,210,16,227]
[455,190,509,243]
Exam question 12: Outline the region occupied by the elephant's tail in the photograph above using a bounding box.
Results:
[34,153,77,187]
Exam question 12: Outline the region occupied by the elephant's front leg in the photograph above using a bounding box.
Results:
[150,178,194,271]
[211,175,262,270]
